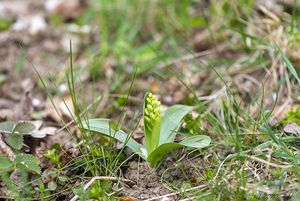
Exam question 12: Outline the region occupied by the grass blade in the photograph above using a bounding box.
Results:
[277,45,300,85]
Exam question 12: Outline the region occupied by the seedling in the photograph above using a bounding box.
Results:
[44,148,61,166]
[79,92,211,167]
[0,121,42,198]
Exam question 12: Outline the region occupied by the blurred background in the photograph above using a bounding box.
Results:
[1,0,299,137]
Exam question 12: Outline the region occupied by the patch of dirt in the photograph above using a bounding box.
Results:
[122,161,178,200]
[121,155,205,200]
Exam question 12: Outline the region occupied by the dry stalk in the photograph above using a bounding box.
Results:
[143,184,206,201]
[245,154,293,169]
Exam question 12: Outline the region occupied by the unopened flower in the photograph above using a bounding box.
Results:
[144,93,161,128]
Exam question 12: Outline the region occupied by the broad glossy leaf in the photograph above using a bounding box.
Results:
[159,105,193,144]
[0,121,14,133]
[80,118,146,159]
[147,135,211,167]
[147,143,182,167]
[13,121,36,135]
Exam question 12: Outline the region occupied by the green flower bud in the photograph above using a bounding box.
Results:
[144,92,161,129]
[154,107,160,114]
[147,104,153,111]
[150,113,156,121]
[145,116,151,124]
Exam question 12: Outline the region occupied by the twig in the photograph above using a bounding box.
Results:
[212,153,233,182]
[70,176,133,201]
[143,185,206,201]
[245,155,293,169]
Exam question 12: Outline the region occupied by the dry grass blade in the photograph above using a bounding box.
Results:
[143,185,206,201]
[245,154,293,169]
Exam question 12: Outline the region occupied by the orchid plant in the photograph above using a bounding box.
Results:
[80,92,211,167]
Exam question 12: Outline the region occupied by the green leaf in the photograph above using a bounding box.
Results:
[47,181,57,191]
[148,117,161,153]
[15,154,41,174]
[79,118,146,159]
[0,121,15,133]
[73,187,89,201]
[5,133,23,150]
[13,121,36,135]
[147,135,211,167]
[0,156,13,171]
[0,16,13,31]
[179,135,211,148]
[159,105,194,144]
[143,93,153,152]
[277,45,300,85]
[147,143,182,167]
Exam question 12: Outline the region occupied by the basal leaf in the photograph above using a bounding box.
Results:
[79,118,146,159]
[159,105,193,144]
[148,117,161,153]
[0,121,14,133]
[13,121,36,135]
[179,135,211,148]
[15,154,41,174]
[0,156,13,171]
[5,133,23,150]
[147,135,211,168]
[147,143,182,167]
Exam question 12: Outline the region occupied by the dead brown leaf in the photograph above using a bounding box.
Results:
[283,122,300,135]
[30,120,56,138]
[119,196,136,201]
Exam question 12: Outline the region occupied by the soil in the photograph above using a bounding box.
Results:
[122,161,176,200]
[121,154,205,200]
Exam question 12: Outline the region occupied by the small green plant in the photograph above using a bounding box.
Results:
[44,148,61,167]
[0,153,41,199]
[79,92,211,167]
[0,121,41,198]
[0,121,36,150]
[282,107,300,126]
